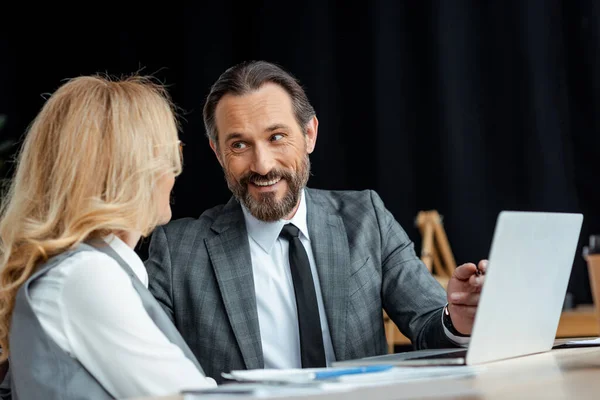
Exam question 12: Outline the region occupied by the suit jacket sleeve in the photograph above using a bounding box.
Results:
[371,190,458,349]
[145,226,175,323]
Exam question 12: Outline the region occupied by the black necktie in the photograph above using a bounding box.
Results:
[279,223,327,368]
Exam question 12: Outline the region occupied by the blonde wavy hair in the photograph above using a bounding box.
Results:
[0,74,183,361]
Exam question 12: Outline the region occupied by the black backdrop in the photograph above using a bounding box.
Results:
[0,0,598,305]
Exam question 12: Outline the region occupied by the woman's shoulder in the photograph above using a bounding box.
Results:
[38,248,130,292]
[43,248,138,318]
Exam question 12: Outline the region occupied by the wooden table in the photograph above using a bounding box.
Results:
[385,305,600,349]
[131,346,600,399]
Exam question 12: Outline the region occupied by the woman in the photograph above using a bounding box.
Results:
[0,75,216,399]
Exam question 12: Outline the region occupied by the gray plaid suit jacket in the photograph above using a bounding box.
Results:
[145,188,458,383]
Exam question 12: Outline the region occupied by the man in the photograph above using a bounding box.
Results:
[145,60,486,383]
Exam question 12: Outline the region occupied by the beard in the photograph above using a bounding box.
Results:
[224,155,311,222]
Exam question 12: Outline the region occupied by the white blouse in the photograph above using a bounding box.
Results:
[28,234,216,398]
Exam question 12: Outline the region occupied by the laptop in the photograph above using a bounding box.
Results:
[333,211,584,367]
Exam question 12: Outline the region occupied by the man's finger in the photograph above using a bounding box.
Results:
[469,274,485,287]
[449,291,481,306]
[453,263,477,280]
[478,259,488,275]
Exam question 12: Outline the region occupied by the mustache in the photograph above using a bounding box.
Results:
[240,169,294,185]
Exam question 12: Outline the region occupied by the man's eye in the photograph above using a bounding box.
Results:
[232,142,247,150]
[271,134,284,141]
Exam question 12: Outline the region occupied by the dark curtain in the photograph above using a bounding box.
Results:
[0,0,598,304]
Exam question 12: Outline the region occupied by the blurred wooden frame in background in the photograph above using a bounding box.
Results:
[415,210,457,288]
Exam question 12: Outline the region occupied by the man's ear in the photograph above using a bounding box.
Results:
[305,116,319,154]
[209,140,224,167]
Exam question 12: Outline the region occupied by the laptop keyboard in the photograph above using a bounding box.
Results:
[407,349,468,360]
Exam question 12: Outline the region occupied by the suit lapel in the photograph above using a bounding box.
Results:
[205,197,264,370]
[305,189,350,361]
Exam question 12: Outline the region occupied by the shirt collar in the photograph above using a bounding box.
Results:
[241,188,310,254]
[102,234,149,287]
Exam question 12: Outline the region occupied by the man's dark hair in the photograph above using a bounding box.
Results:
[203,60,315,145]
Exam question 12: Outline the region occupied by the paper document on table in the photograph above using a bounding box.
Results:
[223,365,483,387]
[223,365,393,383]
[554,337,600,348]
[566,337,600,345]
[326,366,483,388]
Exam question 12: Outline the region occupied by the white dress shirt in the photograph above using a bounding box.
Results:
[29,234,216,399]
[242,190,336,369]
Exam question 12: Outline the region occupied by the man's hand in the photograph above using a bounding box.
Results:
[446,260,487,335]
